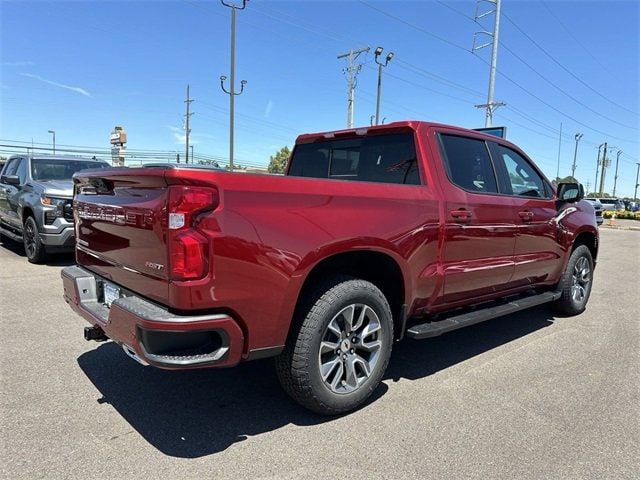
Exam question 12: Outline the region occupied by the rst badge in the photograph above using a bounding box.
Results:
[145,261,165,271]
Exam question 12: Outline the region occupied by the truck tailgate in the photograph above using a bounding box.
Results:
[73,168,170,305]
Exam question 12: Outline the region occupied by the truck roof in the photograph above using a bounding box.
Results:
[9,154,105,162]
[295,120,511,145]
[296,120,496,143]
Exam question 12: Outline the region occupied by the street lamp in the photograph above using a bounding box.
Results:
[571,133,583,180]
[47,130,56,155]
[374,46,393,126]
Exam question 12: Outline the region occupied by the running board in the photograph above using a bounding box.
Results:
[0,224,23,242]
[405,290,561,340]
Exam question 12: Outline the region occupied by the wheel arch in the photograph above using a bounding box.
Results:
[283,246,411,343]
[573,229,598,262]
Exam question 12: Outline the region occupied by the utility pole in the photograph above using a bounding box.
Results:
[373,46,394,126]
[634,163,640,201]
[190,145,194,163]
[595,143,604,195]
[598,142,610,196]
[585,181,591,194]
[338,46,370,128]
[48,130,56,155]
[184,85,193,164]
[472,0,504,127]
[571,133,583,180]
[612,150,622,197]
[556,122,563,180]
[220,0,248,171]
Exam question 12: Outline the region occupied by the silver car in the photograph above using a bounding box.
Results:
[584,198,604,225]
[0,155,109,263]
[596,198,625,212]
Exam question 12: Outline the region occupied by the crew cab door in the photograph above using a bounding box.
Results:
[0,158,22,228]
[489,142,564,286]
[435,132,517,304]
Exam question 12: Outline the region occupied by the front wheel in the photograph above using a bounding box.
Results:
[554,244,594,316]
[23,216,47,264]
[276,277,393,415]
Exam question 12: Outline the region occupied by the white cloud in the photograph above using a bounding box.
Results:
[21,73,91,97]
[3,61,34,67]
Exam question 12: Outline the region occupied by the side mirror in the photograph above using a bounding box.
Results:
[1,175,20,186]
[556,182,584,203]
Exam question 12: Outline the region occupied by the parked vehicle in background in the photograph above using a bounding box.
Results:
[62,121,598,415]
[597,198,625,211]
[622,200,639,212]
[0,155,109,263]
[584,198,604,225]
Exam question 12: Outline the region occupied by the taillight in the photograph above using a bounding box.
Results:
[166,186,218,281]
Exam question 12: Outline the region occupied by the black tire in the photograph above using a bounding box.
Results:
[23,216,47,264]
[276,276,393,415]
[553,244,593,316]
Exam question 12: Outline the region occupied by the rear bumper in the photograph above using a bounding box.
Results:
[61,265,244,369]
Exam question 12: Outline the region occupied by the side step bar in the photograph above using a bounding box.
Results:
[0,224,23,242]
[406,290,561,340]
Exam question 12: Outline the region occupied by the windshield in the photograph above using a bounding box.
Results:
[31,159,108,181]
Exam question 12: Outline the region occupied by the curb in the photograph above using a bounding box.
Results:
[600,225,640,231]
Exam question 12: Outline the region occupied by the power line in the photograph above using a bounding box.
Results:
[502,12,638,117]
[539,0,622,85]
[499,42,637,130]
[358,0,469,53]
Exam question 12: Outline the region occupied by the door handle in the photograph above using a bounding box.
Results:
[518,210,534,222]
[450,208,472,223]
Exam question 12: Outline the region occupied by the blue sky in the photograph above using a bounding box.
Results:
[1,0,638,196]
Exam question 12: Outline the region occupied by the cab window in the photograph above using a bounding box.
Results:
[494,145,549,198]
[438,134,498,194]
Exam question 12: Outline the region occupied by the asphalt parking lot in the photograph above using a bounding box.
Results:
[1,228,638,479]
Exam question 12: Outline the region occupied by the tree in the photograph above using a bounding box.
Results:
[268,146,291,174]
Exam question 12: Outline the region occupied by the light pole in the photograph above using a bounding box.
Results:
[373,46,393,126]
[612,150,622,197]
[220,0,248,172]
[571,133,582,180]
[48,130,56,155]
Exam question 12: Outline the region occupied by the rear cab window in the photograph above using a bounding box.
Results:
[288,133,421,185]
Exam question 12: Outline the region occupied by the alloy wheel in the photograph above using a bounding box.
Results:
[24,221,36,258]
[318,304,383,394]
[571,256,591,304]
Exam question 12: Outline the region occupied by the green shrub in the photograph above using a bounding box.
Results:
[602,210,640,220]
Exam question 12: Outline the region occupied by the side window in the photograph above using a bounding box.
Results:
[495,145,548,198]
[2,159,20,178]
[439,134,498,193]
[15,160,27,184]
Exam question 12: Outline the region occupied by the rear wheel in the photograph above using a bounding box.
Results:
[276,276,393,415]
[23,216,47,264]
[554,244,593,315]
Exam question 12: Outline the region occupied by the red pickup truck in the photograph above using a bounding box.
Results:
[62,121,597,414]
